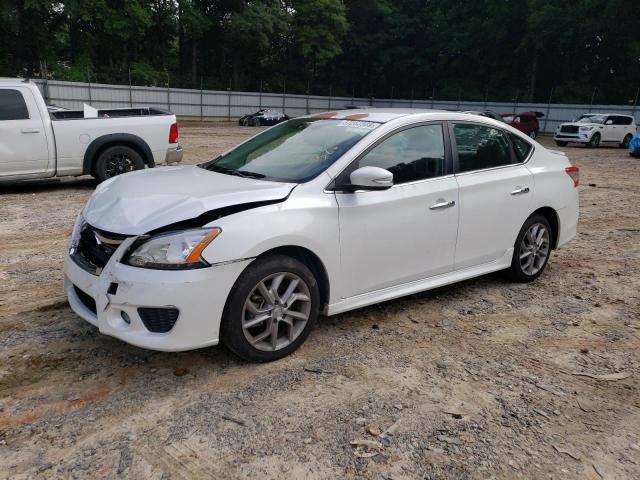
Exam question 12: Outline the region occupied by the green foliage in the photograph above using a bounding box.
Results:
[1,0,638,104]
[292,0,348,67]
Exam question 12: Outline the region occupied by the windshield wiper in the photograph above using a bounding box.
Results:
[206,164,265,179]
[236,170,265,179]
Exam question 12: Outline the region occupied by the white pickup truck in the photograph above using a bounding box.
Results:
[0,79,182,182]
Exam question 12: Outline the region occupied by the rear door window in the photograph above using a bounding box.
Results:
[453,123,513,172]
[0,89,30,120]
[611,116,632,126]
[509,133,533,162]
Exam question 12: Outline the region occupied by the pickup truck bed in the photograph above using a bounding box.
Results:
[0,79,183,182]
[50,107,171,120]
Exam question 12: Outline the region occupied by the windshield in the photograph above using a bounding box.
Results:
[576,114,606,124]
[200,118,379,182]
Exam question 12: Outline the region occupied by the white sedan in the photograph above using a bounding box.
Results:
[64,109,579,361]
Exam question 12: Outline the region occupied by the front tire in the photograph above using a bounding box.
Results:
[251,117,262,127]
[586,132,600,148]
[506,214,552,283]
[220,254,320,362]
[94,145,144,182]
[529,130,538,139]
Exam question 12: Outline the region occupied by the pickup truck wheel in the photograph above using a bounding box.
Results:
[95,145,144,182]
[620,134,632,149]
[586,133,600,148]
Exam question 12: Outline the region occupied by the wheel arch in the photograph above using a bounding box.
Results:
[530,206,560,249]
[254,245,331,311]
[83,133,155,175]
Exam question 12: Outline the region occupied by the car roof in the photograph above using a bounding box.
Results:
[0,78,31,88]
[583,112,633,117]
[304,108,476,124]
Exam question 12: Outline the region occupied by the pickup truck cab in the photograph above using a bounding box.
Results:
[0,79,182,182]
[554,113,637,148]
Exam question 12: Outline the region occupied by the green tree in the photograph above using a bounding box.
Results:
[290,0,348,81]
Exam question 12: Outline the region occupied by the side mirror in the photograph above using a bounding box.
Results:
[348,166,393,190]
[606,120,613,125]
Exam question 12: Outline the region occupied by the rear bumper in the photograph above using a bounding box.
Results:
[556,202,579,248]
[165,145,183,164]
[64,237,251,352]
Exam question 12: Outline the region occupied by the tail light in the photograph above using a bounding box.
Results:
[565,166,579,187]
[169,123,179,144]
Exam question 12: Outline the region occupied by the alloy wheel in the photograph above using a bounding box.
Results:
[105,153,135,178]
[519,223,550,276]
[241,272,311,351]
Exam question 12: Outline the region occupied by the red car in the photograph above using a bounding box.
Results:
[501,111,544,139]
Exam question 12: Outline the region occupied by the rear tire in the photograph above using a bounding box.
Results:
[620,134,632,149]
[555,141,568,147]
[94,145,144,182]
[586,132,600,148]
[506,214,552,283]
[220,254,320,362]
[529,130,538,139]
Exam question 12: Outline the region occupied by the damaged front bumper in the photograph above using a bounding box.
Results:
[64,236,251,352]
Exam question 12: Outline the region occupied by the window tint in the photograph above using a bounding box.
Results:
[357,124,446,183]
[0,89,29,120]
[509,133,533,162]
[454,124,513,172]
[611,115,632,126]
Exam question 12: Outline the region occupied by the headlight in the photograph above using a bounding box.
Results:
[124,228,221,270]
[69,213,86,254]
[579,126,594,132]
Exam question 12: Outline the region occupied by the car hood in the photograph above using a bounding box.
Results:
[83,165,296,235]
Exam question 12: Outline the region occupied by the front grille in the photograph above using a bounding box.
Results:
[560,125,579,134]
[138,307,179,333]
[74,224,128,274]
[74,286,97,315]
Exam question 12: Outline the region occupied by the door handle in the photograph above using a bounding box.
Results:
[429,200,456,210]
[510,187,530,195]
[21,128,40,134]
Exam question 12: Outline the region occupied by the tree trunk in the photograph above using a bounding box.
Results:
[178,1,185,87]
[528,51,538,103]
[232,55,239,90]
[191,39,198,89]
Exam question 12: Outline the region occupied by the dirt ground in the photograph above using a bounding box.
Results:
[1,122,639,479]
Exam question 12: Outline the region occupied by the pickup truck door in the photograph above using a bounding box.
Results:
[0,87,51,177]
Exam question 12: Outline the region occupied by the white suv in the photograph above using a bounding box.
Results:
[554,113,636,148]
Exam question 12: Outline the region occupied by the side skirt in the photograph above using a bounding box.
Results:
[325,248,513,316]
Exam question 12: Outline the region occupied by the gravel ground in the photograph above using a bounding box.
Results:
[1,122,639,479]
